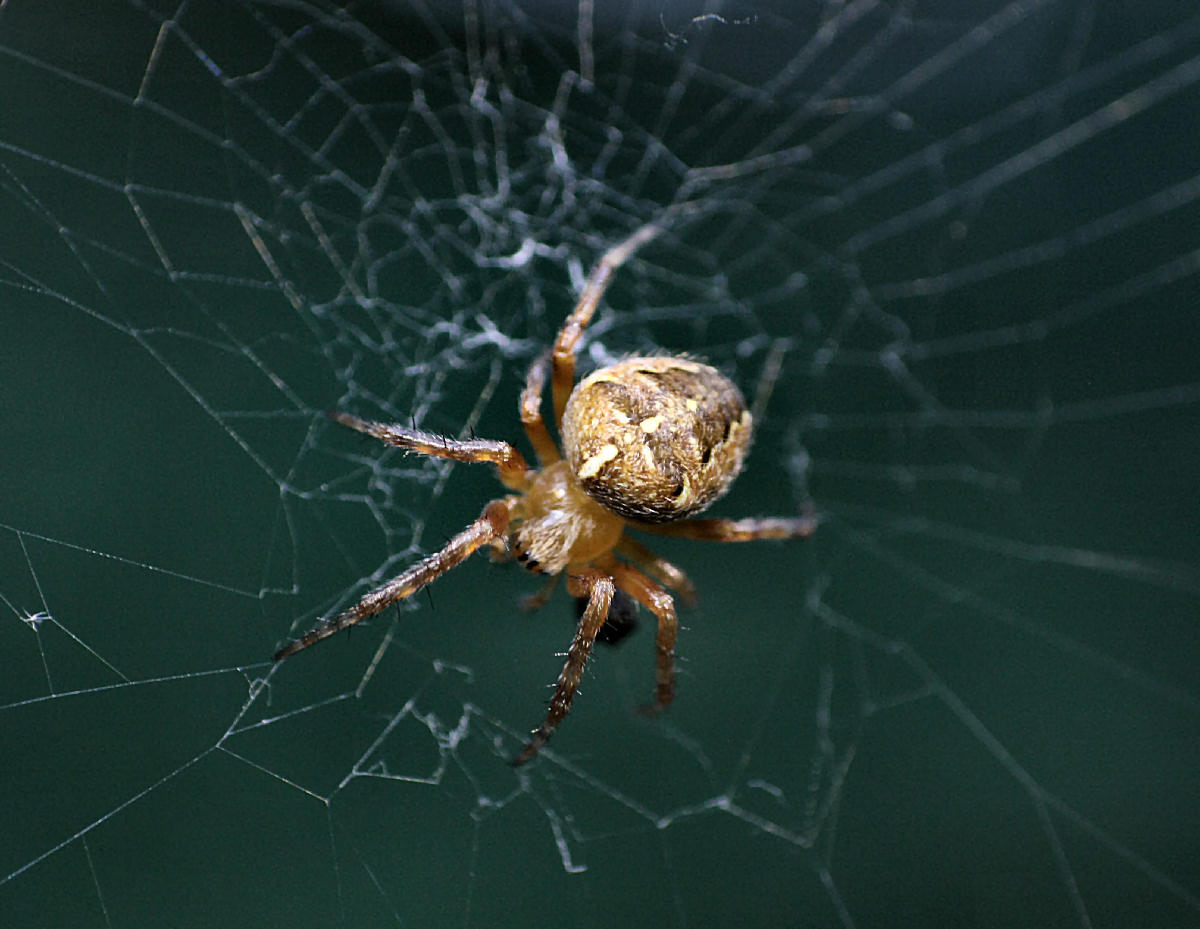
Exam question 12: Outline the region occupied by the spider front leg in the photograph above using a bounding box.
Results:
[518,350,560,466]
[512,569,615,766]
[551,222,666,425]
[274,500,513,661]
[330,411,531,491]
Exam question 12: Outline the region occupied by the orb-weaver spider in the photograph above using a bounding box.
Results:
[274,222,815,765]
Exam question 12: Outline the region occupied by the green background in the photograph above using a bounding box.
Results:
[2,2,1198,927]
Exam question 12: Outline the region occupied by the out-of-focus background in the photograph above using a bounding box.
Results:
[2,2,1198,926]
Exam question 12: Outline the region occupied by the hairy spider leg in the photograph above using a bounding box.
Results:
[330,411,532,491]
[615,535,697,605]
[551,221,666,427]
[610,562,679,712]
[519,350,560,466]
[638,514,819,542]
[512,568,615,766]
[273,500,513,661]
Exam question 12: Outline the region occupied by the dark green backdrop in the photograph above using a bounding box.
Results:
[2,2,1198,927]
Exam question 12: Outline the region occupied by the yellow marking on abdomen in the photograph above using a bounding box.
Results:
[578,443,619,479]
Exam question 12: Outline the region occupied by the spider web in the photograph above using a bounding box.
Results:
[2,1,1199,926]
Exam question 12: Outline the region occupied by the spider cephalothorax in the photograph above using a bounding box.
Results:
[274,222,816,765]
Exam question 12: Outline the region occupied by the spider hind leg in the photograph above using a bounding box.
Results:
[512,569,614,766]
[611,562,678,714]
[573,587,639,646]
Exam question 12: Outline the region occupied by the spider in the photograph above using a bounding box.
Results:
[274,222,816,765]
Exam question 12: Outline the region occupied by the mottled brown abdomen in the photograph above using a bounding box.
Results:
[560,357,752,523]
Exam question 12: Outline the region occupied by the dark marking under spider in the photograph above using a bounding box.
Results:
[573,588,639,646]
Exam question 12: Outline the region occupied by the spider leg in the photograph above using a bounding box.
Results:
[519,573,559,612]
[519,350,561,466]
[636,514,818,543]
[615,535,697,605]
[574,587,640,646]
[551,222,666,426]
[331,411,530,491]
[512,568,614,766]
[610,562,679,713]
[274,500,512,661]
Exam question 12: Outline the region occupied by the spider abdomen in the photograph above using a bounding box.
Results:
[560,356,752,523]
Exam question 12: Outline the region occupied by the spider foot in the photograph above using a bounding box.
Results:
[511,728,552,767]
[519,575,559,612]
[635,700,668,719]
